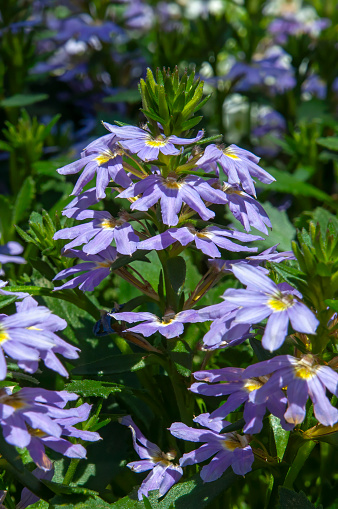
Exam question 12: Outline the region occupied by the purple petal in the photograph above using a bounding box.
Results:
[287,301,319,334]
[261,311,289,351]
[200,450,232,482]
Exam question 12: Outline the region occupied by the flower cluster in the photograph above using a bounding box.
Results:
[0,387,100,470]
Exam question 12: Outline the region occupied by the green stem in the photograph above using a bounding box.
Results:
[63,458,81,486]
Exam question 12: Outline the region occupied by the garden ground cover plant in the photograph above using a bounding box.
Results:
[0,1,337,508]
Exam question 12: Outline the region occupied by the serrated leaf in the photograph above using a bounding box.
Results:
[72,353,155,375]
[0,93,48,108]
[64,380,127,398]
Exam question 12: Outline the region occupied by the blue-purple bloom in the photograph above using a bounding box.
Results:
[0,301,78,379]
[120,415,182,500]
[117,173,227,226]
[0,387,100,470]
[169,413,254,481]
[218,182,272,234]
[62,187,101,219]
[103,123,204,162]
[198,144,275,197]
[57,134,132,200]
[109,309,203,339]
[190,368,293,433]
[138,225,261,258]
[53,247,118,291]
[13,297,79,378]
[223,264,319,351]
[53,210,139,255]
[0,236,26,275]
[243,355,338,427]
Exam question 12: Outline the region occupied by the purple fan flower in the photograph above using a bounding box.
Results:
[103,123,204,162]
[223,263,319,351]
[0,235,26,275]
[243,355,338,427]
[268,15,330,44]
[53,247,117,291]
[216,182,272,234]
[190,368,293,433]
[14,296,79,377]
[62,187,100,219]
[57,134,132,200]
[0,387,100,470]
[138,225,261,258]
[109,309,204,339]
[117,173,227,226]
[0,305,69,379]
[52,14,123,43]
[53,210,139,256]
[169,413,254,481]
[198,144,275,197]
[208,244,295,276]
[120,415,182,500]
[197,301,252,350]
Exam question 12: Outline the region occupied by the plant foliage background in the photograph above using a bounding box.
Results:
[0,0,337,508]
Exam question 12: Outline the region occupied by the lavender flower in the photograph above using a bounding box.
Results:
[0,387,100,470]
[208,245,296,276]
[14,296,79,377]
[0,306,61,379]
[138,225,261,258]
[120,415,182,500]
[198,144,275,197]
[57,134,132,200]
[109,309,203,339]
[103,123,204,162]
[62,187,100,219]
[53,247,117,291]
[190,368,293,433]
[0,235,26,275]
[217,183,272,234]
[53,210,139,256]
[117,173,227,226]
[169,413,254,481]
[243,355,338,427]
[223,264,319,351]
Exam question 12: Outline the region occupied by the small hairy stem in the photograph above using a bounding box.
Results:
[63,458,81,485]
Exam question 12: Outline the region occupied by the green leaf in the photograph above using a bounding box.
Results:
[0,294,18,309]
[12,176,36,225]
[180,116,203,131]
[142,496,154,509]
[324,299,338,312]
[109,250,150,271]
[104,90,141,104]
[262,168,332,203]
[72,353,156,375]
[0,93,49,108]
[50,494,110,509]
[270,415,290,460]
[64,380,128,398]
[167,256,186,294]
[316,137,338,151]
[278,488,321,509]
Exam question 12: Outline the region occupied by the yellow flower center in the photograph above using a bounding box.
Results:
[100,218,118,229]
[222,433,250,451]
[94,149,118,166]
[0,330,9,344]
[244,379,264,392]
[293,355,318,380]
[145,136,167,148]
[0,391,27,410]
[29,428,47,438]
[267,295,294,312]
[222,184,243,196]
[224,149,239,160]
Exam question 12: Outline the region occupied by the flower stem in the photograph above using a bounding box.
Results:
[63,458,81,485]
